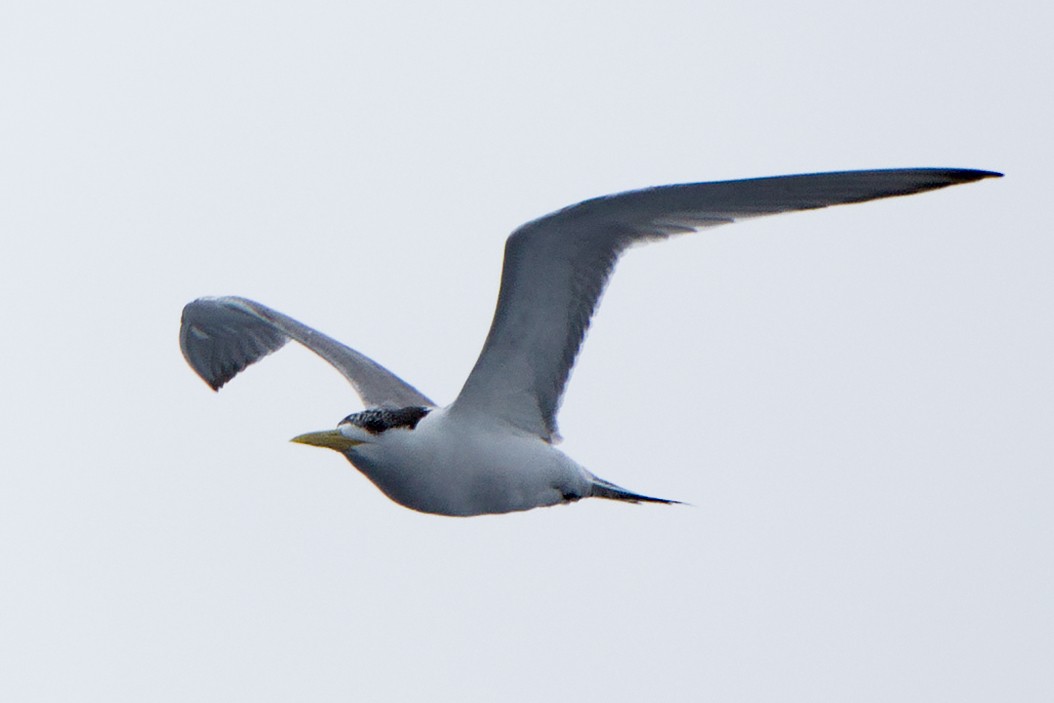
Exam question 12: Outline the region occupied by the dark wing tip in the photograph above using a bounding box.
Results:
[763,167,1003,212]
[938,168,1003,182]
[861,167,1003,200]
[179,297,289,391]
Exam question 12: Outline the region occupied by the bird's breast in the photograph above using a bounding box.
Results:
[345,409,589,516]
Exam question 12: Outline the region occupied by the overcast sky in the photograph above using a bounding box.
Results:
[1,1,1050,701]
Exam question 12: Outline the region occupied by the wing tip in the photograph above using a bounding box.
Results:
[179,295,288,393]
[205,376,227,392]
[943,168,1003,182]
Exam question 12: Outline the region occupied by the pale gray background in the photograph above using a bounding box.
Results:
[1,1,1050,701]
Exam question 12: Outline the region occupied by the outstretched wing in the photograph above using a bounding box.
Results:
[452,168,1000,441]
[180,296,434,408]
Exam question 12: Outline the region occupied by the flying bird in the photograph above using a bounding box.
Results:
[180,168,999,516]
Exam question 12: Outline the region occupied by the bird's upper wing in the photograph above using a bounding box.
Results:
[180,296,434,408]
[451,168,1000,441]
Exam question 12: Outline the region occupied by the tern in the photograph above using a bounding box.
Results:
[180,168,999,516]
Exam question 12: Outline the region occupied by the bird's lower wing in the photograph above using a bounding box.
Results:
[180,296,434,408]
[452,168,1001,441]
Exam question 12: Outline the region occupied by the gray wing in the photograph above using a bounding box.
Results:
[180,296,434,408]
[452,168,1000,441]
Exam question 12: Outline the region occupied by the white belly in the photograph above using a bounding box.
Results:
[345,407,593,516]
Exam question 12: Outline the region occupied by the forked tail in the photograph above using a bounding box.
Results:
[589,476,682,505]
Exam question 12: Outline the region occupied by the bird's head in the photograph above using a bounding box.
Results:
[290,406,432,454]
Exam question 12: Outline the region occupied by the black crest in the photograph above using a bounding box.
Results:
[339,406,431,434]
